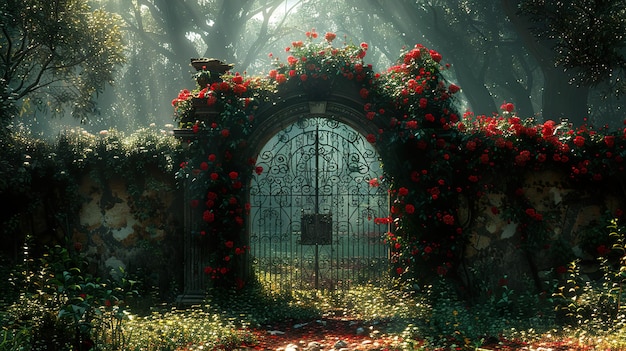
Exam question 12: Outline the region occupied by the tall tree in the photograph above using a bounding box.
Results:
[0,0,125,126]
[519,0,626,95]
[509,0,626,126]
[92,0,305,130]
[502,0,587,125]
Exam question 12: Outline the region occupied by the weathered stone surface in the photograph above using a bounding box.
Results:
[70,159,622,298]
[74,168,183,295]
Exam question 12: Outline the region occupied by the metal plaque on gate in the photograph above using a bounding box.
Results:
[301,213,332,245]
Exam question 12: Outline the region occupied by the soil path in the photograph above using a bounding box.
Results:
[246,317,404,350]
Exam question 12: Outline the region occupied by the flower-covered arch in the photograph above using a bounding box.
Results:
[173,30,626,292]
[172,30,462,290]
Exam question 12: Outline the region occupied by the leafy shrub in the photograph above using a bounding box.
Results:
[553,218,626,335]
[2,245,138,351]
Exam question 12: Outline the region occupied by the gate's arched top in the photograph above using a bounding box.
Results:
[246,80,384,165]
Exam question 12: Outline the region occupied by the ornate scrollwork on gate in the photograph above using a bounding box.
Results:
[250,117,389,291]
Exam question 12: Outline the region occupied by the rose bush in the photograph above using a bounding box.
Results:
[173,32,625,288]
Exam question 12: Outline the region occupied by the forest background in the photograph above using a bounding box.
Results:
[2,0,626,137]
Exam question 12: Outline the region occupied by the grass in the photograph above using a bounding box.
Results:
[107,279,626,350]
[3,264,626,350]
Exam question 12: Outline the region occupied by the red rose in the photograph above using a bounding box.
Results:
[500,102,515,112]
[202,210,215,223]
[405,204,415,214]
[229,171,238,180]
[233,84,246,95]
[225,241,234,248]
[573,135,585,147]
[207,95,217,106]
[324,32,336,42]
[359,88,369,99]
[480,153,489,164]
[429,49,442,62]
[398,187,409,196]
[221,129,230,138]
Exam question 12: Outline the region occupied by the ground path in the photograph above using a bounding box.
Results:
[241,316,404,350]
[236,316,592,351]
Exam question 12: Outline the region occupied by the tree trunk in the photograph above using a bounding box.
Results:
[454,61,498,114]
[542,68,589,125]
[502,0,589,126]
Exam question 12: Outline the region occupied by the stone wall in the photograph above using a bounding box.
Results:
[462,169,624,292]
[73,172,184,299]
[21,166,617,297]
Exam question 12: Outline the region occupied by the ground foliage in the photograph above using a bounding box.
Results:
[4,225,626,351]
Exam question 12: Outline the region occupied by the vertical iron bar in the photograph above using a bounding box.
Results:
[314,119,320,290]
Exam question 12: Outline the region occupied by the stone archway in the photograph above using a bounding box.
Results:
[174,72,394,298]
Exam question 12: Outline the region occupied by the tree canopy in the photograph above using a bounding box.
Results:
[519,0,626,94]
[0,0,125,127]
[3,0,625,133]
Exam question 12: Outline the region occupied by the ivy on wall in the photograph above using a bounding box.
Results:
[173,31,626,289]
[0,126,185,295]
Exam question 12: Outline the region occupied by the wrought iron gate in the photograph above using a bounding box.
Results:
[249,117,389,291]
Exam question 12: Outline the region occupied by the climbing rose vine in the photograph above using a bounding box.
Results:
[173,32,626,287]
